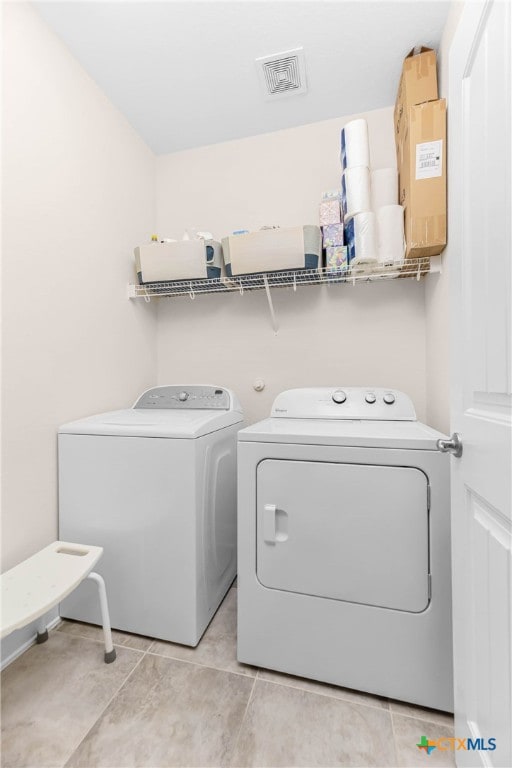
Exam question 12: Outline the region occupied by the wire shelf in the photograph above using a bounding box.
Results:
[128,258,433,300]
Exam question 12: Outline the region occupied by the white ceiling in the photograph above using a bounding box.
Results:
[34,1,451,155]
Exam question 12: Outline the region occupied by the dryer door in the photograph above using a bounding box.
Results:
[256,460,430,612]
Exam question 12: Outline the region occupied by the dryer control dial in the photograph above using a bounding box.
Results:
[383,393,396,405]
[178,391,189,402]
[270,388,416,420]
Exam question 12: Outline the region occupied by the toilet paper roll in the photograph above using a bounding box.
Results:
[340,118,370,170]
[371,168,398,211]
[377,205,406,266]
[341,166,371,221]
[345,212,378,265]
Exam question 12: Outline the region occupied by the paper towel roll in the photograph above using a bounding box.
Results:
[340,119,370,170]
[345,212,378,265]
[377,205,405,266]
[371,168,398,211]
[341,167,371,221]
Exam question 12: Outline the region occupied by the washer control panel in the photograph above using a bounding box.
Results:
[135,386,232,410]
[272,388,416,421]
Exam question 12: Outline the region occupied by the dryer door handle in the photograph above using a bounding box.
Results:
[263,504,289,543]
[263,504,277,543]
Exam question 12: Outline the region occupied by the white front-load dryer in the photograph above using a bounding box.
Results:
[237,387,453,711]
[58,385,243,646]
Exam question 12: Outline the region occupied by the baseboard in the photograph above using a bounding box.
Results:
[1,611,61,671]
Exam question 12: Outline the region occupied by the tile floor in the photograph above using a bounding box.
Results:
[1,587,455,768]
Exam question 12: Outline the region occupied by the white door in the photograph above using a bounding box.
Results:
[257,459,430,611]
[449,2,512,766]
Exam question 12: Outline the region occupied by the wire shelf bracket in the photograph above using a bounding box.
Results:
[262,274,279,334]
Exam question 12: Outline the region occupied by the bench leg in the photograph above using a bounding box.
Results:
[87,572,116,663]
[36,617,49,644]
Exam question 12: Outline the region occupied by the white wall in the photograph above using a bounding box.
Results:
[156,108,427,424]
[1,3,157,577]
[157,107,395,239]
[424,1,465,433]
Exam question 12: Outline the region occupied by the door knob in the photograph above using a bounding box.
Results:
[436,432,463,458]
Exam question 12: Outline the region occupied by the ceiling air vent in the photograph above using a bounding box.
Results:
[256,47,307,100]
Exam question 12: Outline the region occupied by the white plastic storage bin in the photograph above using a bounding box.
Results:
[134,240,223,284]
[221,226,322,277]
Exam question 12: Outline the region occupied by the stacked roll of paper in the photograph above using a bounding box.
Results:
[345,212,378,265]
[371,168,398,211]
[377,205,405,266]
[340,119,370,170]
[341,166,371,221]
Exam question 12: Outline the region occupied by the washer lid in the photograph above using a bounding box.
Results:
[59,384,243,438]
[59,407,243,438]
[238,417,446,451]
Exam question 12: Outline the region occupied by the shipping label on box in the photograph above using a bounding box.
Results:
[394,47,438,148]
[415,140,443,179]
[398,99,446,259]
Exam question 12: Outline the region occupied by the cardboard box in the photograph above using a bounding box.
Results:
[397,99,446,259]
[394,47,438,147]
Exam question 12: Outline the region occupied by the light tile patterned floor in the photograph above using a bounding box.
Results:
[1,588,455,768]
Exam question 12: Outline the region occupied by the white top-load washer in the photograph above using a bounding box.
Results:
[237,387,453,711]
[58,385,243,646]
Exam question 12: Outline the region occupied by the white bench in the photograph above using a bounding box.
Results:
[1,541,116,663]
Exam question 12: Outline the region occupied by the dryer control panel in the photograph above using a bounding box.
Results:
[271,388,416,421]
[134,385,235,410]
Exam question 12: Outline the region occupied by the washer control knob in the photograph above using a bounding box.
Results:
[332,390,347,404]
[178,391,189,402]
[365,393,376,404]
[383,393,396,405]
